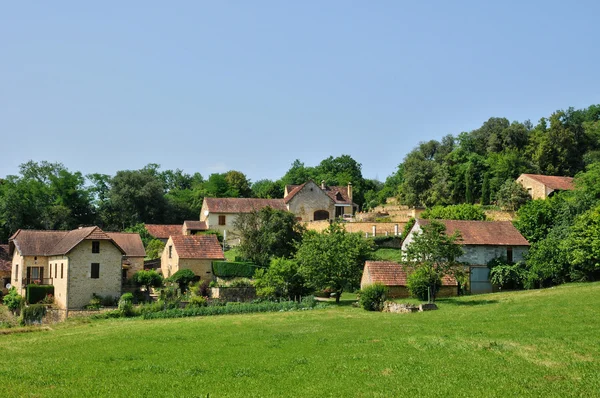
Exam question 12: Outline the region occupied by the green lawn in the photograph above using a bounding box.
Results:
[372,247,403,262]
[1,283,600,397]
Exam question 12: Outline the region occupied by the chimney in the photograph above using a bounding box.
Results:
[321,180,326,190]
[348,182,353,213]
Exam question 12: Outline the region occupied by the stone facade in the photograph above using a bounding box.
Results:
[516,174,551,200]
[305,220,407,236]
[460,245,528,266]
[285,181,336,222]
[160,236,216,281]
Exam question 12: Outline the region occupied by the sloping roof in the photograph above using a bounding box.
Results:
[520,174,575,191]
[145,224,183,239]
[0,244,11,272]
[284,180,355,205]
[364,261,457,286]
[107,233,146,257]
[10,227,126,256]
[170,235,225,260]
[203,197,287,213]
[183,220,207,231]
[418,219,529,246]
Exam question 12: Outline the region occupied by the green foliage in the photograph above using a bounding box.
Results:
[85,294,103,310]
[401,218,416,242]
[227,278,254,288]
[20,304,47,325]
[515,199,556,243]
[488,258,530,290]
[407,267,442,301]
[145,239,165,260]
[186,296,207,308]
[26,285,54,304]
[358,283,387,311]
[3,288,24,314]
[421,204,486,221]
[118,293,134,317]
[403,221,464,302]
[167,269,197,293]
[133,270,164,300]
[212,261,257,278]
[251,179,284,199]
[372,248,403,263]
[234,206,305,266]
[563,204,600,281]
[124,224,154,247]
[496,180,531,211]
[254,258,309,300]
[296,223,374,302]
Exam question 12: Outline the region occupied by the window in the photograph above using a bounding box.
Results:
[168,245,173,259]
[55,264,58,279]
[218,215,226,226]
[507,247,513,263]
[92,241,100,253]
[15,264,19,281]
[50,264,53,279]
[91,263,100,279]
[61,263,64,279]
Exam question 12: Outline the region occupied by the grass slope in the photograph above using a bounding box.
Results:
[1,283,600,397]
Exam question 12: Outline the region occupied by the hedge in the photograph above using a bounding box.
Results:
[212,261,260,278]
[26,285,54,304]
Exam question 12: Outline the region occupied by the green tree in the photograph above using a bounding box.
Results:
[563,204,600,281]
[224,170,252,198]
[514,199,556,243]
[496,180,531,211]
[253,258,309,300]
[145,239,165,260]
[233,207,304,266]
[132,270,164,301]
[403,221,464,302]
[167,269,197,294]
[296,223,374,303]
[124,223,154,247]
[252,179,284,199]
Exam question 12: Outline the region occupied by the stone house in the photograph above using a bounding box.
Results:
[0,244,11,292]
[284,180,358,221]
[361,261,458,298]
[199,198,288,243]
[106,232,146,281]
[516,173,575,200]
[402,219,530,294]
[8,226,134,309]
[160,234,225,280]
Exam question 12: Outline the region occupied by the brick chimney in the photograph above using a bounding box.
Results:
[348,182,353,213]
[321,180,326,190]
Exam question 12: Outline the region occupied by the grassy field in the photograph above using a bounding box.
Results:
[372,247,403,262]
[1,283,600,397]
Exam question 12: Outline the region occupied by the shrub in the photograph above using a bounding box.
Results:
[26,285,55,304]
[407,267,441,301]
[101,295,118,307]
[212,261,257,278]
[118,293,134,317]
[488,258,530,290]
[167,269,197,293]
[20,304,47,325]
[3,288,24,314]
[133,270,164,300]
[85,294,103,310]
[358,284,388,311]
[39,294,54,305]
[186,296,207,308]
[190,280,210,297]
[228,278,254,288]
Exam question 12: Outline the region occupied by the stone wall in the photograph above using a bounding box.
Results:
[516,175,548,200]
[305,221,407,236]
[460,245,528,266]
[287,181,335,222]
[210,286,256,302]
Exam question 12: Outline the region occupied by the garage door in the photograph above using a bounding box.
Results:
[470,267,492,294]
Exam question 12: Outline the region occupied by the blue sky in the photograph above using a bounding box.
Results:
[1,1,598,183]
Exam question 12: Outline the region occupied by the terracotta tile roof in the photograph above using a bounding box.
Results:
[9,227,126,256]
[520,174,575,191]
[0,244,11,272]
[283,180,355,206]
[107,232,146,257]
[145,224,183,239]
[170,235,225,260]
[364,261,457,286]
[283,183,309,204]
[204,197,287,213]
[417,219,529,246]
[183,220,208,231]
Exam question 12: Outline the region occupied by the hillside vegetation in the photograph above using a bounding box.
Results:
[1,283,599,397]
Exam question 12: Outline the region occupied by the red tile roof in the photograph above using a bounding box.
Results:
[145,224,183,239]
[520,174,575,191]
[170,235,225,260]
[107,232,146,257]
[0,244,11,272]
[364,261,457,286]
[417,219,529,246]
[183,220,207,231]
[204,197,287,213]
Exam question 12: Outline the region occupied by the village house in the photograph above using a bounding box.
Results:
[284,180,358,221]
[160,234,225,279]
[402,219,530,294]
[106,232,146,281]
[516,173,575,200]
[199,198,288,243]
[361,261,458,298]
[8,226,145,309]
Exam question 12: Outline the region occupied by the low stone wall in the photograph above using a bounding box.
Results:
[210,287,256,302]
[304,221,407,236]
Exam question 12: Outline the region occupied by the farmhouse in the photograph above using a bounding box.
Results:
[284,180,358,221]
[106,232,146,281]
[516,173,575,200]
[402,219,530,294]
[160,234,225,279]
[361,261,458,298]
[8,226,141,309]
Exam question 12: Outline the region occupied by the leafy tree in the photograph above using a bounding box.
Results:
[253,258,309,300]
[124,224,154,247]
[234,207,304,266]
[358,283,387,311]
[224,170,252,198]
[252,179,283,199]
[515,200,556,243]
[407,266,442,301]
[145,239,165,260]
[132,270,164,301]
[421,204,486,221]
[563,204,600,281]
[403,221,464,302]
[296,223,374,303]
[202,173,238,198]
[496,180,530,211]
[167,269,197,294]
[280,160,314,186]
